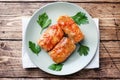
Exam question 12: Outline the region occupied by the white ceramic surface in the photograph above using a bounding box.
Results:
[24,2,99,75]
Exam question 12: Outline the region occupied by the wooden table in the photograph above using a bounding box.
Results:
[0,0,120,79]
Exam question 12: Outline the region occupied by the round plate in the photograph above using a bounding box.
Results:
[24,2,99,75]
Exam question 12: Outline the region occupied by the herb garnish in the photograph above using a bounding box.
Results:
[72,12,89,25]
[37,12,51,33]
[48,63,64,71]
[29,41,41,55]
[77,44,89,56]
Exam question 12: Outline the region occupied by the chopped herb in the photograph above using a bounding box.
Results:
[29,41,41,55]
[37,12,51,33]
[77,44,89,56]
[72,12,89,25]
[48,63,64,71]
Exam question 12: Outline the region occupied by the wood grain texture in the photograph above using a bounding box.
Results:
[0,78,100,80]
[0,78,120,80]
[0,41,120,78]
[0,3,120,40]
[0,0,120,3]
[0,0,120,79]
[2,78,120,80]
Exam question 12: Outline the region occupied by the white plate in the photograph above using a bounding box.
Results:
[24,2,99,75]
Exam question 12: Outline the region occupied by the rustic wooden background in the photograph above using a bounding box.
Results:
[0,0,120,80]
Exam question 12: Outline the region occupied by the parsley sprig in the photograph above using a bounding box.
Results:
[37,12,51,33]
[77,44,89,56]
[29,41,41,55]
[72,12,89,25]
[48,63,64,71]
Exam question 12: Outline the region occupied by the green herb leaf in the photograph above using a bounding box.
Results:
[77,44,89,56]
[37,12,51,33]
[48,63,64,71]
[29,41,41,55]
[72,12,89,25]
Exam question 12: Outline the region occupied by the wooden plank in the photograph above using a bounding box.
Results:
[0,17,120,40]
[0,78,99,80]
[0,3,120,40]
[0,3,120,17]
[0,78,120,80]
[0,0,120,3]
[0,41,120,78]
[0,29,119,41]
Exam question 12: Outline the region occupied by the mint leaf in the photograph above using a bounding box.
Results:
[37,12,51,33]
[77,44,89,56]
[72,12,89,25]
[48,63,63,71]
[29,41,41,55]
